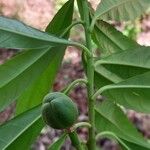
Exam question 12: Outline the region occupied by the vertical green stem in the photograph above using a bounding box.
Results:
[68,130,84,150]
[77,0,96,149]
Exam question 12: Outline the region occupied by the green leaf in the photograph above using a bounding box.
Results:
[95,101,150,150]
[95,46,150,69]
[0,105,42,150]
[0,16,74,49]
[94,71,113,88]
[92,20,138,57]
[8,0,74,149]
[123,141,150,150]
[94,46,150,88]
[6,117,43,150]
[49,133,67,150]
[76,0,84,20]
[0,0,74,148]
[100,71,150,113]
[95,47,150,113]
[15,48,64,114]
[92,20,138,88]
[93,0,150,22]
[94,46,150,82]
[0,48,57,112]
[46,0,74,35]
[16,0,74,114]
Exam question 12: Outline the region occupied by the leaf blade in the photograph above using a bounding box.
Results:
[94,46,150,113]
[5,1,75,149]
[0,48,56,112]
[95,101,150,149]
[94,46,150,89]
[16,0,74,114]
[93,0,150,21]
[92,20,140,88]
[101,71,150,113]
[49,133,67,150]
[0,106,42,150]
[92,20,138,57]
[0,16,74,49]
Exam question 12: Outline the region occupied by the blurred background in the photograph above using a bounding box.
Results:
[0,0,150,149]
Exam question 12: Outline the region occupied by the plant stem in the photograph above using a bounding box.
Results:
[92,86,106,100]
[68,130,84,150]
[78,0,96,149]
[89,18,96,33]
[62,78,88,94]
[72,43,92,57]
[96,131,131,150]
[61,21,84,37]
[73,122,91,130]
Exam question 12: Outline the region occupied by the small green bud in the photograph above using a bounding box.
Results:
[42,92,78,129]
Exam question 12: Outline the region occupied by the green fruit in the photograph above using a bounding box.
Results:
[42,92,78,129]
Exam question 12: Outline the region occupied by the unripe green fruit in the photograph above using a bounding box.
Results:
[42,92,78,129]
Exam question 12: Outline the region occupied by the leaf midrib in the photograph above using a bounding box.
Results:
[0,26,67,45]
[95,60,150,70]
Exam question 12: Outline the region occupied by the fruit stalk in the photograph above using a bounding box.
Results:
[68,130,84,150]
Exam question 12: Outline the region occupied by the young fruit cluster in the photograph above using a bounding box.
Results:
[42,92,78,129]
